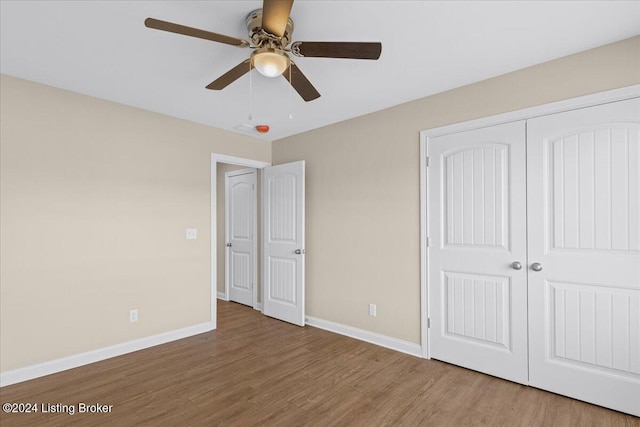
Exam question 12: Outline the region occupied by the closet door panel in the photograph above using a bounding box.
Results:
[527,97,640,416]
[428,120,529,384]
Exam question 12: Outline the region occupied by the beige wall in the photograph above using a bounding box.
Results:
[0,75,270,372]
[272,36,640,344]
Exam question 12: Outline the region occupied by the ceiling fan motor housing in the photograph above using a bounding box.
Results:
[245,9,294,47]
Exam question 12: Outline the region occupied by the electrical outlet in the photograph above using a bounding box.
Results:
[129,309,139,323]
[186,228,197,240]
[369,304,377,317]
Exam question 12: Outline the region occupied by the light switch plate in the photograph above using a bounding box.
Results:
[186,228,197,240]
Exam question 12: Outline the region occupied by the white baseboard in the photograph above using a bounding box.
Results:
[254,303,262,311]
[0,322,214,387]
[217,291,227,300]
[305,316,423,358]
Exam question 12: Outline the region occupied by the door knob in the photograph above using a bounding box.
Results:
[226,243,232,247]
[511,261,522,270]
[294,249,304,255]
[531,263,543,272]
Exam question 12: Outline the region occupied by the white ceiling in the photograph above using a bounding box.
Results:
[1,1,639,141]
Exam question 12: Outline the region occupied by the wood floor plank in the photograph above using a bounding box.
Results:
[1,301,638,426]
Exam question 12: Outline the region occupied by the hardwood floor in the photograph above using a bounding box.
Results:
[1,301,638,426]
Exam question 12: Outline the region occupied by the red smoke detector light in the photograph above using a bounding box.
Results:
[256,125,270,133]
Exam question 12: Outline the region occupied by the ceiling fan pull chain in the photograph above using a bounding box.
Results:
[288,63,293,120]
[248,60,253,121]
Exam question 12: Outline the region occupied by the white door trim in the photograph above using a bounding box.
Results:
[419,84,640,359]
[211,154,270,329]
[225,168,258,309]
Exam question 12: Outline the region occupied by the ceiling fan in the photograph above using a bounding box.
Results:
[145,0,382,102]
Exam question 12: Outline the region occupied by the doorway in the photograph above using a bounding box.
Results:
[210,154,270,329]
[210,154,307,329]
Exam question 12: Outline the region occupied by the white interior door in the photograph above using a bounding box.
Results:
[428,121,529,384]
[262,161,305,326]
[527,97,640,416]
[226,170,256,307]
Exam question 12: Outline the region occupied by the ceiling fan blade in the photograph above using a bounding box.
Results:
[291,41,382,60]
[262,0,294,38]
[206,59,252,90]
[145,18,250,48]
[282,62,320,102]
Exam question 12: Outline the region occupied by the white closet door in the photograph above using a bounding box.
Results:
[227,171,256,307]
[527,97,640,416]
[428,121,529,384]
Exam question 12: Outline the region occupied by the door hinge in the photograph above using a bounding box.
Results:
[252,184,255,190]
[427,318,431,328]
[426,237,430,247]
[425,156,430,167]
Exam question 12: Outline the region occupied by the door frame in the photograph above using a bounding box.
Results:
[419,84,640,359]
[210,154,270,330]
[224,168,258,309]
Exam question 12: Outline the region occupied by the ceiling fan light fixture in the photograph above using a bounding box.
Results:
[252,48,289,78]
